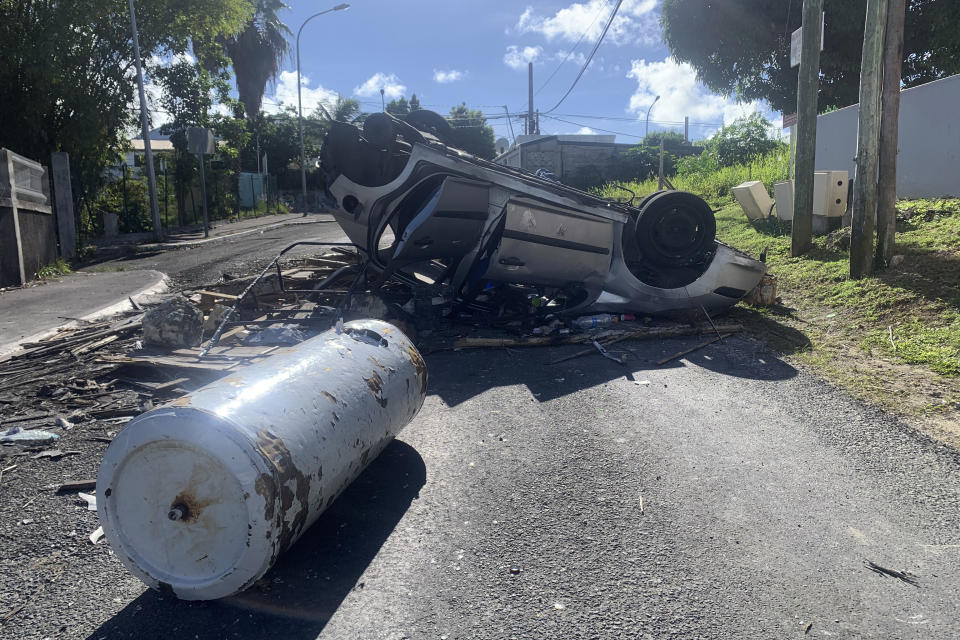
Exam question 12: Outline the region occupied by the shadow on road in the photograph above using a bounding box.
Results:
[86,440,426,640]
[425,332,799,408]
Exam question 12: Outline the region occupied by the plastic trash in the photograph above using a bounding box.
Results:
[571,313,636,330]
[0,427,60,445]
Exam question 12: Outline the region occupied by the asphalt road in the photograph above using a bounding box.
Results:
[85,217,350,289]
[3,226,959,639]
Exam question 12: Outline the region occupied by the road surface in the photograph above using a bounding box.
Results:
[3,224,958,639]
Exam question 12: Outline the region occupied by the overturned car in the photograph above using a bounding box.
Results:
[319,111,765,317]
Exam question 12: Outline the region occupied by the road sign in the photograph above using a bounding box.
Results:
[790,12,825,68]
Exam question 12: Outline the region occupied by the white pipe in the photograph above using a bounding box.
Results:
[97,319,427,600]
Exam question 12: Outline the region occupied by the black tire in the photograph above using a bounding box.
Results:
[634,191,716,267]
[405,110,455,145]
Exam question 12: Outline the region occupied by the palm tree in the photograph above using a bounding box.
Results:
[224,0,291,120]
[315,95,361,122]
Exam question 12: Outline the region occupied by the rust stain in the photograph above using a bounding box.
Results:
[255,430,314,559]
[218,376,246,387]
[364,372,388,408]
[407,345,428,394]
[321,391,338,405]
[170,397,192,407]
[254,473,276,522]
[369,356,387,371]
[168,490,218,523]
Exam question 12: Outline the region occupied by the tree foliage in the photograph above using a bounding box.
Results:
[448,103,496,160]
[702,113,780,167]
[661,0,960,114]
[221,0,291,121]
[0,0,252,205]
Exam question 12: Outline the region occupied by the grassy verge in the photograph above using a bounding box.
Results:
[603,158,959,443]
[716,198,960,442]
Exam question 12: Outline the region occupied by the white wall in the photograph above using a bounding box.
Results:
[813,73,960,198]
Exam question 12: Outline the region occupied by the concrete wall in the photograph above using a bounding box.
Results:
[814,73,960,198]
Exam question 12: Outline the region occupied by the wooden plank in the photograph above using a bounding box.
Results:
[195,289,239,301]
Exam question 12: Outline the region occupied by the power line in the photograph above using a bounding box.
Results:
[534,0,609,98]
[542,0,624,114]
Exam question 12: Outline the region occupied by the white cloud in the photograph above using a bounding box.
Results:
[263,70,338,114]
[433,69,464,84]
[626,57,769,136]
[353,72,406,99]
[576,126,596,134]
[516,0,659,47]
[503,45,543,70]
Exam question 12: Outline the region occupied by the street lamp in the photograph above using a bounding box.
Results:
[297,3,349,215]
[645,95,660,139]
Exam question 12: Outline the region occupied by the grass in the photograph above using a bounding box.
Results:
[602,156,960,438]
[35,257,72,280]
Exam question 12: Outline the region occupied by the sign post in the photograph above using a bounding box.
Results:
[187,128,215,238]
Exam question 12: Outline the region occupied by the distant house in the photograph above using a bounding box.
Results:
[494,134,635,188]
[126,128,175,169]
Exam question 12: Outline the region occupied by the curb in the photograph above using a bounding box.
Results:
[0,271,169,358]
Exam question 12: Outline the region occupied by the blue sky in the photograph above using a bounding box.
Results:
[260,0,777,144]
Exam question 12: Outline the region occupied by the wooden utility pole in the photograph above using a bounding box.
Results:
[876,0,905,268]
[791,0,823,258]
[850,0,889,279]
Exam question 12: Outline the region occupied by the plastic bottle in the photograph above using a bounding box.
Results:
[571,313,637,329]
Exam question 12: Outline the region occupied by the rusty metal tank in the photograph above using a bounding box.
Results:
[96,319,427,600]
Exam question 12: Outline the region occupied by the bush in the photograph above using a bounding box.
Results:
[703,113,781,167]
[89,173,153,234]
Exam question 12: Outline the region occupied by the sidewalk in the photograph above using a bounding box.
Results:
[98,211,334,251]
[0,270,168,357]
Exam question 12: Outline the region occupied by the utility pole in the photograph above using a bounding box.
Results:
[790,0,823,258]
[528,62,534,137]
[850,0,889,279]
[684,116,689,143]
[128,0,162,241]
[876,0,905,268]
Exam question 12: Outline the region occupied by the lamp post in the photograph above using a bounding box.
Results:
[644,94,660,139]
[297,3,349,215]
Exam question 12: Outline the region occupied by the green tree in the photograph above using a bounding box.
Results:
[221,0,291,121]
[448,103,495,159]
[618,145,677,182]
[154,58,231,224]
[316,95,361,123]
[703,113,779,167]
[641,130,687,148]
[409,94,422,112]
[661,0,960,114]
[0,0,251,212]
[386,96,410,117]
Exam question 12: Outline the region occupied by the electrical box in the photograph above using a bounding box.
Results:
[814,171,848,217]
[773,181,794,221]
[731,181,775,221]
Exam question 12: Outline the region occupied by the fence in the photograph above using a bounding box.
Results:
[80,165,282,242]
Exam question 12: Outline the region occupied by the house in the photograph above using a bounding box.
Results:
[494,134,635,188]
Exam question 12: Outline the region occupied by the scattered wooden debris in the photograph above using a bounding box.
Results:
[57,479,97,493]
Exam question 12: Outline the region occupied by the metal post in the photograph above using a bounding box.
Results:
[790,0,823,258]
[876,0,905,268]
[197,153,209,238]
[296,4,349,218]
[128,0,162,241]
[850,0,889,278]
